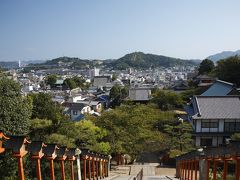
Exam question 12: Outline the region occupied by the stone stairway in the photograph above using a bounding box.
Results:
[110,165,131,176]
[109,165,178,180]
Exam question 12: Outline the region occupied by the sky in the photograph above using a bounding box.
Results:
[1,0,240,61]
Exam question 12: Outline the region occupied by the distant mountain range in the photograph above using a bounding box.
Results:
[2,50,240,70]
[25,52,199,70]
[207,50,240,62]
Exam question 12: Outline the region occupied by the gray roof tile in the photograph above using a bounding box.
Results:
[192,96,240,119]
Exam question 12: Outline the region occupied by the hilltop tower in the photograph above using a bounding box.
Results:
[18,60,21,68]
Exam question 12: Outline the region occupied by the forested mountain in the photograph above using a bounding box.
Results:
[105,52,198,69]
[27,52,199,70]
[207,50,240,62]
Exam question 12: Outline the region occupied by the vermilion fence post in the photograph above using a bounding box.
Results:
[28,141,46,180]
[5,136,30,180]
[0,131,9,154]
[43,144,59,180]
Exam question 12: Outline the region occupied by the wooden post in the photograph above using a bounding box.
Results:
[60,160,66,180]
[66,148,80,180]
[181,161,184,180]
[88,158,92,180]
[50,159,55,180]
[36,158,42,180]
[184,161,187,180]
[92,159,95,180]
[235,158,240,180]
[5,136,30,180]
[99,159,103,179]
[181,162,183,180]
[206,159,211,180]
[213,160,218,180]
[56,147,68,180]
[42,144,59,180]
[96,160,99,179]
[105,161,108,177]
[194,160,198,180]
[28,141,46,180]
[83,158,87,180]
[187,161,190,180]
[223,159,228,180]
[102,159,105,178]
[17,156,25,180]
[70,160,74,180]
[190,161,194,180]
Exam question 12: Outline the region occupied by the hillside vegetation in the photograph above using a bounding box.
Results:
[27,52,199,70]
[106,52,198,69]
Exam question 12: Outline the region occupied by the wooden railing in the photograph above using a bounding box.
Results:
[0,131,111,180]
[176,141,240,180]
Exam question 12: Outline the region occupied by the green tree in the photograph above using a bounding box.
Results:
[120,86,129,99]
[198,59,214,75]
[109,84,121,99]
[29,92,68,125]
[72,76,86,88]
[0,77,32,135]
[152,90,184,110]
[45,74,57,88]
[164,122,194,158]
[215,56,240,86]
[63,78,77,90]
[112,74,117,81]
[90,104,172,157]
[0,77,32,179]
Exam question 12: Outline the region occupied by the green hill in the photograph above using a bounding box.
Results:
[27,52,199,70]
[105,52,198,70]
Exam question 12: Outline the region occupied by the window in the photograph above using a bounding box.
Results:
[201,121,218,128]
[73,110,78,115]
[200,138,212,147]
[224,121,240,132]
[236,122,240,131]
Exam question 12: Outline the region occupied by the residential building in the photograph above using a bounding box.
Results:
[185,96,240,147]
[128,87,152,103]
[201,79,239,96]
[93,76,111,88]
[67,103,91,121]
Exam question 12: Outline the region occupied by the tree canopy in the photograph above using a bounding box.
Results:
[45,74,57,88]
[198,59,214,75]
[0,77,32,179]
[0,77,32,135]
[215,56,240,86]
[151,89,184,110]
[164,122,194,158]
[89,104,176,157]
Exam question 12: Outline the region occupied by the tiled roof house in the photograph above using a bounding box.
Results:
[185,96,240,147]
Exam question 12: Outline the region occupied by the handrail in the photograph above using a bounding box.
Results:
[0,130,111,180]
[133,168,143,180]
